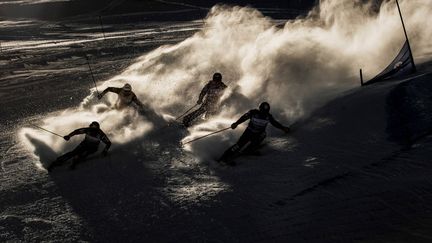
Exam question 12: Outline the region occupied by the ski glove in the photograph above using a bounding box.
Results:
[282,126,290,133]
[197,99,202,105]
[64,135,70,141]
[97,94,103,100]
[231,123,238,129]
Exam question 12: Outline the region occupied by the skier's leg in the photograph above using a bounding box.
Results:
[48,145,84,171]
[218,130,252,163]
[243,132,266,154]
[69,146,98,170]
[204,103,218,119]
[182,106,206,127]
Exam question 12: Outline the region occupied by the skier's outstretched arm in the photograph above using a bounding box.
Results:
[269,115,290,133]
[221,82,227,89]
[64,128,88,141]
[197,84,209,104]
[231,111,252,129]
[98,87,121,99]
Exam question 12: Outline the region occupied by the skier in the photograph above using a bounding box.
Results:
[97,83,145,110]
[47,121,111,171]
[218,102,290,165]
[182,73,227,127]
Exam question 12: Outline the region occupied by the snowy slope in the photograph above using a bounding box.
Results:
[3,68,432,242]
[2,1,432,242]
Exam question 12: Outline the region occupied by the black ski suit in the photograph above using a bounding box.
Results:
[183,80,227,126]
[219,109,286,162]
[50,127,111,170]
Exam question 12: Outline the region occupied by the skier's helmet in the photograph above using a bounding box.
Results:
[259,102,270,113]
[89,121,100,129]
[123,83,132,92]
[213,73,222,81]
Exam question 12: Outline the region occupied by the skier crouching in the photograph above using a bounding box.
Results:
[98,83,145,110]
[48,121,111,171]
[218,102,290,165]
[182,73,227,127]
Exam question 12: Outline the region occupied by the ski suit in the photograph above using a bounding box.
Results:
[183,80,227,126]
[219,109,285,162]
[50,127,111,170]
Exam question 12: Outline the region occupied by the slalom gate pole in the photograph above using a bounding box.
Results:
[395,0,416,72]
[182,127,230,145]
[86,56,100,95]
[31,124,63,138]
[99,15,106,41]
[175,104,199,121]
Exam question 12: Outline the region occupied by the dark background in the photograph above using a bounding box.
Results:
[0,0,318,21]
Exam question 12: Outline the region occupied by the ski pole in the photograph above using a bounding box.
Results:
[31,124,63,138]
[182,127,230,145]
[175,104,199,121]
[86,56,100,95]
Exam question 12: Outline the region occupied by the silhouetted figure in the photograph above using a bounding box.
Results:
[183,73,227,127]
[98,83,144,110]
[48,121,111,171]
[219,102,290,165]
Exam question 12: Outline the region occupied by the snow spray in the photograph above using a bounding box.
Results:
[21,0,432,162]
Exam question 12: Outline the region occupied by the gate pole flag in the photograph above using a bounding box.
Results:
[362,0,416,86]
[396,0,416,72]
